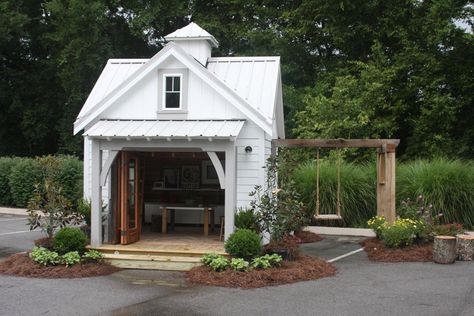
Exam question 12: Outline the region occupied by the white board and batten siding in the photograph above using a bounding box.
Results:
[235,122,266,209]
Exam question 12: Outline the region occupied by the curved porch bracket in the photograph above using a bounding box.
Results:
[207,151,225,189]
[100,150,119,186]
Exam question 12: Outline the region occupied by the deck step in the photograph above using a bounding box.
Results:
[91,245,227,258]
[102,253,203,271]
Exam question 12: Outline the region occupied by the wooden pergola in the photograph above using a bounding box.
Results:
[272,139,400,224]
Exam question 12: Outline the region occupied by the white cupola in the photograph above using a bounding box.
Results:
[164,22,219,66]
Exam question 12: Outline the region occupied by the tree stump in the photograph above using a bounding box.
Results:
[456,235,474,261]
[433,236,456,264]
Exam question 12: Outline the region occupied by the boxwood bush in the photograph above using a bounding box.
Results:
[53,227,88,255]
[224,229,261,258]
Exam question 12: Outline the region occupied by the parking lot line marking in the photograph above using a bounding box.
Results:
[328,248,364,263]
[0,218,26,222]
[0,230,38,236]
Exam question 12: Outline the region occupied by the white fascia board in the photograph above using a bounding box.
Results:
[274,66,285,139]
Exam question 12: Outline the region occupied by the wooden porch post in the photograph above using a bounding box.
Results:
[224,143,236,240]
[376,144,396,224]
[90,139,103,247]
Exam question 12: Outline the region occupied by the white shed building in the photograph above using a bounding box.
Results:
[74,23,285,247]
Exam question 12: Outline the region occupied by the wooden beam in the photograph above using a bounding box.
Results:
[376,148,396,224]
[272,139,400,149]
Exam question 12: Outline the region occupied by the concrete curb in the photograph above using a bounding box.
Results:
[0,207,28,216]
[304,226,376,237]
[304,226,473,237]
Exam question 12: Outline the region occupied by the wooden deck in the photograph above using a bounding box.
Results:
[91,227,226,271]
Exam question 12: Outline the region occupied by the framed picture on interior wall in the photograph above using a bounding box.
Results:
[152,181,164,190]
[201,160,223,184]
[181,165,200,189]
[163,169,179,188]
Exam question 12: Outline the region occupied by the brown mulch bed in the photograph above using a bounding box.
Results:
[0,253,120,278]
[187,255,337,289]
[360,238,433,262]
[294,230,324,243]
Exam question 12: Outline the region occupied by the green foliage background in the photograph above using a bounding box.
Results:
[0,0,472,159]
[0,156,82,208]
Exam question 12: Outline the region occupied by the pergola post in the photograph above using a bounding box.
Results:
[376,144,396,224]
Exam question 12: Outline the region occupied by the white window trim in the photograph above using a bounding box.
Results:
[162,73,183,110]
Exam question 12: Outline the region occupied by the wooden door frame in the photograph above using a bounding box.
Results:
[119,151,142,244]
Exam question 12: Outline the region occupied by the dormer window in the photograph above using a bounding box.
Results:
[164,74,182,109]
[157,68,188,115]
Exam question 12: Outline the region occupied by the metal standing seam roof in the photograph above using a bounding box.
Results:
[84,119,246,139]
[77,56,280,124]
[206,57,280,121]
[78,59,148,118]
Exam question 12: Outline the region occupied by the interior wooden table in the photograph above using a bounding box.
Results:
[160,206,215,236]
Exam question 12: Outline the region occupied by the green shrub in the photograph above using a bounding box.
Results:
[224,229,261,259]
[82,249,103,262]
[209,256,229,272]
[53,227,88,254]
[61,251,81,267]
[235,208,260,232]
[29,247,62,266]
[0,157,17,206]
[50,155,82,206]
[230,258,250,272]
[379,218,421,248]
[293,161,376,227]
[432,223,464,236]
[382,225,414,248]
[367,216,387,239]
[251,157,308,241]
[77,199,91,226]
[397,158,474,228]
[201,253,222,266]
[262,253,283,267]
[251,256,272,269]
[9,158,42,207]
[251,254,283,269]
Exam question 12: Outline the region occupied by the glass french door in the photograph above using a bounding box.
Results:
[119,151,142,244]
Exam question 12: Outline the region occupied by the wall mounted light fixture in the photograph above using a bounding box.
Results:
[245,146,253,153]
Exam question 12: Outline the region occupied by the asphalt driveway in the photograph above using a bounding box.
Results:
[0,216,473,316]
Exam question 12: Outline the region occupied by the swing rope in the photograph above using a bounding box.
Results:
[314,148,343,220]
